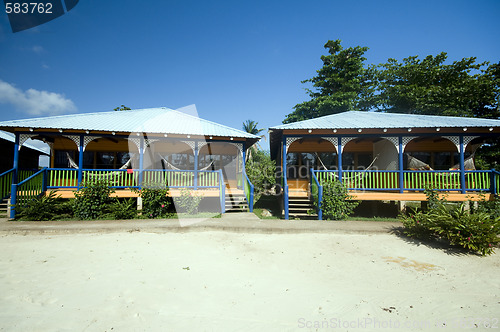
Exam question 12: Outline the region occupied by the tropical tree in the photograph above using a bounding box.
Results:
[242,120,265,161]
[114,105,131,111]
[375,54,500,118]
[283,39,376,124]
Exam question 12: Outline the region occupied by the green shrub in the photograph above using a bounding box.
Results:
[107,198,137,220]
[245,150,276,200]
[73,179,115,219]
[136,183,170,218]
[15,191,72,221]
[401,189,500,255]
[314,179,359,220]
[174,188,203,214]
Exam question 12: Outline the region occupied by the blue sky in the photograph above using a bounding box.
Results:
[0,0,499,139]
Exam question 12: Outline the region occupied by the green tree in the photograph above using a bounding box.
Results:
[245,149,276,201]
[243,119,265,161]
[114,105,131,111]
[376,54,500,118]
[283,39,375,124]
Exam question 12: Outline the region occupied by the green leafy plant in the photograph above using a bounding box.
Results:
[245,149,276,201]
[135,183,170,218]
[314,179,359,220]
[107,198,137,220]
[174,188,203,215]
[15,191,72,221]
[401,189,500,255]
[73,179,115,219]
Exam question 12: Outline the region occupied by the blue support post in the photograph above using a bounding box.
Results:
[9,133,20,219]
[78,135,84,187]
[138,136,144,187]
[337,136,343,183]
[194,141,198,190]
[398,136,404,193]
[490,169,497,194]
[318,185,323,221]
[459,136,466,194]
[282,136,288,220]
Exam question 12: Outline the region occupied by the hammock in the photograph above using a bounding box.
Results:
[450,153,476,171]
[406,154,433,170]
[158,153,214,171]
[66,152,134,170]
[315,153,379,184]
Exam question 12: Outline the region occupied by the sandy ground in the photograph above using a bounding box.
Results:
[0,229,499,331]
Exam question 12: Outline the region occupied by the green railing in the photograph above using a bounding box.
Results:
[404,171,461,191]
[48,169,79,188]
[83,169,138,187]
[0,169,14,200]
[465,171,491,191]
[15,168,46,207]
[310,168,322,220]
[0,169,38,200]
[343,170,399,190]
[242,169,254,212]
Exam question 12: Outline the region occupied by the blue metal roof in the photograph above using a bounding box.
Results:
[0,107,259,139]
[270,111,500,130]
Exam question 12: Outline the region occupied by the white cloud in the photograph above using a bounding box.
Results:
[32,45,44,54]
[0,79,77,116]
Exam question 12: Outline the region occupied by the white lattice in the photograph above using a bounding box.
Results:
[443,136,460,151]
[181,140,196,152]
[229,142,243,157]
[62,135,81,150]
[401,136,416,151]
[321,137,338,148]
[463,136,479,150]
[128,137,143,152]
[18,134,38,150]
[46,142,54,152]
[144,138,159,147]
[285,137,301,153]
[82,136,102,151]
[338,137,357,153]
[381,137,399,152]
[197,141,208,151]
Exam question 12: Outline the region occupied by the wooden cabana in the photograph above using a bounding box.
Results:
[269,111,500,220]
[0,107,259,218]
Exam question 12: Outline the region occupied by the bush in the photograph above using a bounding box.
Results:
[174,188,203,214]
[315,179,359,220]
[107,198,137,220]
[15,191,72,221]
[245,150,276,200]
[73,179,115,219]
[401,189,500,256]
[136,183,170,218]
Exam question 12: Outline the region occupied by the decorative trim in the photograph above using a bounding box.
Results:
[381,136,399,152]
[229,142,244,157]
[144,138,159,147]
[401,136,416,151]
[197,141,208,151]
[128,137,142,152]
[443,136,460,151]
[83,136,101,151]
[320,137,338,149]
[18,134,38,150]
[463,136,479,150]
[181,140,196,152]
[339,137,357,153]
[62,135,81,151]
[285,137,301,153]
